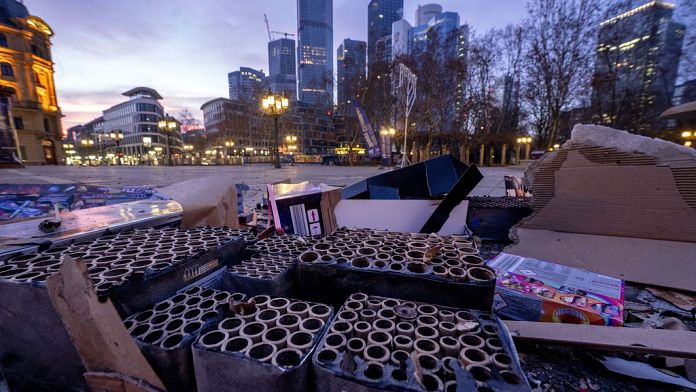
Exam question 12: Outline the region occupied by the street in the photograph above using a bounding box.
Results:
[0,164,527,197]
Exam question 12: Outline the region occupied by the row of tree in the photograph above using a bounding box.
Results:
[342,0,694,154]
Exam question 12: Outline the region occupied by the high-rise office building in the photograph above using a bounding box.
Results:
[228,67,265,101]
[390,7,468,132]
[297,0,333,107]
[337,39,367,108]
[592,1,685,133]
[268,38,297,99]
[416,3,443,25]
[391,19,412,58]
[368,0,403,69]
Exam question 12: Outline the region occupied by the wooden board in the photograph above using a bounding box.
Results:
[504,320,696,359]
[46,256,165,391]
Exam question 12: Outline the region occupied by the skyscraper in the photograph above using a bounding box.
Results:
[368,0,403,69]
[268,38,297,99]
[592,1,685,134]
[228,67,265,102]
[416,3,443,25]
[337,39,367,108]
[297,0,333,107]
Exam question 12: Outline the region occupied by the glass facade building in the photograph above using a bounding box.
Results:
[368,0,403,69]
[297,0,333,107]
[592,1,685,133]
[228,67,265,102]
[337,39,367,108]
[268,38,297,99]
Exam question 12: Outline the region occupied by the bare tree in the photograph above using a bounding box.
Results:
[466,31,499,140]
[404,26,467,160]
[494,24,526,135]
[177,108,202,133]
[524,0,599,149]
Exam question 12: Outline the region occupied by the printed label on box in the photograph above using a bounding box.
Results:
[487,253,624,326]
[307,209,319,223]
[309,223,322,236]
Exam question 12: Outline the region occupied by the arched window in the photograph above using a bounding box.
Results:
[0,63,13,77]
[0,34,7,47]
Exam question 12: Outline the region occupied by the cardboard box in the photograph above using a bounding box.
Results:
[487,253,624,326]
[268,182,341,236]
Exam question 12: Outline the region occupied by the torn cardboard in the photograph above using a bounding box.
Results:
[158,176,239,229]
[506,228,696,293]
[520,124,696,243]
[335,199,469,235]
[46,256,165,391]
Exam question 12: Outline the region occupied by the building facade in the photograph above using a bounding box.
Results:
[228,67,265,102]
[337,39,367,108]
[674,79,696,105]
[201,97,271,154]
[268,38,297,99]
[367,0,403,71]
[90,87,183,165]
[391,19,412,59]
[592,1,685,134]
[297,0,333,107]
[0,0,62,165]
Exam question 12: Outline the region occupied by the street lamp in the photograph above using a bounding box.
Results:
[515,137,533,162]
[158,116,177,166]
[109,130,124,165]
[224,141,235,164]
[261,90,289,169]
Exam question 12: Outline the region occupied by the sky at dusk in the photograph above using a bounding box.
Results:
[26,0,528,130]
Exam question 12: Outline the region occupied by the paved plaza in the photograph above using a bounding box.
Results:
[0,164,527,197]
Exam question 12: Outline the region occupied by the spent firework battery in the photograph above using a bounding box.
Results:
[124,286,247,392]
[0,226,249,391]
[192,295,334,392]
[312,294,530,391]
[296,227,497,310]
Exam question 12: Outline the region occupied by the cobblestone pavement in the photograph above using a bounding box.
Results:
[0,164,528,197]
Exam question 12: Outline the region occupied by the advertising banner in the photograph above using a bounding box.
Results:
[353,101,381,158]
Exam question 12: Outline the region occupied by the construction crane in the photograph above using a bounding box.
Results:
[264,13,295,42]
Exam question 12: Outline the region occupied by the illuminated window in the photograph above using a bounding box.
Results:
[0,62,13,77]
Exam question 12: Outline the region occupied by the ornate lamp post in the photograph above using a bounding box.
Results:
[261,90,289,169]
[109,130,124,165]
[158,116,177,166]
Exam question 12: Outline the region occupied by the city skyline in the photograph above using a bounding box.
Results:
[27,0,529,130]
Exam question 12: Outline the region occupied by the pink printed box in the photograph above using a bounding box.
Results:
[487,253,624,326]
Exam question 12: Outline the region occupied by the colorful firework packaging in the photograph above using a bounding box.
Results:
[487,253,624,326]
